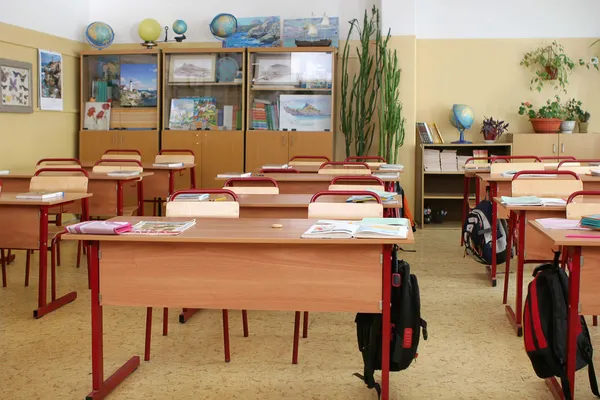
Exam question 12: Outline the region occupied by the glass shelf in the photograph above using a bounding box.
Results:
[163,49,245,131]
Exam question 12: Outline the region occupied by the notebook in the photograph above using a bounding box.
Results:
[16,191,64,200]
[0,170,10,175]
[262,164,289,169]
[373,172,400,179]
[217,172,252,178]
[581,214,600,229]
[65,221,133,235]
[107,171,141,177]
[172,193,210,201]
[346,190,397,204]
[153,162,184,168]
[301,220,408,239]
[379,164,404,170]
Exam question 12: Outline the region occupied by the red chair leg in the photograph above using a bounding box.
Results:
[1,249,6,287]
[56,241,61,266]
[163,308,168,336]
[461,176,469,246]
[594,316,598,326]
[76,241,82,268]
[302,312,309,338]
[25,250,31,287]
[51,243,57,301]
[292,311,300,364]
[242,310,249,337]
[7,250,12,264]
[222,309,231,362]
[145,307,153,361]
[502,212,515,304]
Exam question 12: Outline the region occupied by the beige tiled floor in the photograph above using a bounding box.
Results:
[1,230,598,399]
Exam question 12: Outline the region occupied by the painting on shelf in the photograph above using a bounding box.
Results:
[224,16,281,48]
[283,16,339,47]
[169,54,216,83]
[84,102,111,130]
[253,54,299,86]
[279,94,331,131]
[38,49,62,111]
[119,63,158,107]
[0,58,33,113]
[168,98,195,130]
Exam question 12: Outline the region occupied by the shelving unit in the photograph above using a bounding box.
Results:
[415,142,512,229]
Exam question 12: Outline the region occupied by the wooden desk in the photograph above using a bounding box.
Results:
[0,192,92,318]
[63,217,414,400]
[529,221,600,400]
[217,173,401,194]
[492,198,566,336]
[237,193,402,218]
[279,164,405,174]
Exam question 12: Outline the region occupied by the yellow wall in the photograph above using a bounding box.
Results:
[0,22,85,169]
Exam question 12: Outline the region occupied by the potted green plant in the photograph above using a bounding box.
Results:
[579,110,591,133]
[480,117,509,143]
[520,41,596,93]
[561,98,583,133]
[518,96,563,133]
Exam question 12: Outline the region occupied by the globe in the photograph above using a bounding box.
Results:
[138,18,161,42]
[449,104,475,143]
[85,22,114,50]
[210,13,237,40]
[173,19,188,35]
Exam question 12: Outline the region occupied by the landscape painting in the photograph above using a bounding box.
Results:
[224,16,281,48]
[169,54,216,83]
[168,98,195,130]
[38,49,62,110]
[283,17,339,47]
[119,63,157,107]
[279,94,331,131]
[254,54,298,86]
[0,58,32,113]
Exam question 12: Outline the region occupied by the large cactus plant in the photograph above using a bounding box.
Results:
[378,47,406,164]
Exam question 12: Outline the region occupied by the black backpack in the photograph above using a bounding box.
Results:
[462,200,510,265]
[354,249,428,398]
[523,251,600,400]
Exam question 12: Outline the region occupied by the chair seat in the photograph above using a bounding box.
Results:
[122,206,139,216]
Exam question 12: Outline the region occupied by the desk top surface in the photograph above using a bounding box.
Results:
[529,220,600,246]
[237,193,401,208]
[288,165,404,173]
[0,170,154,180]
[478,173,600,183]
[217,173,401,182]
[63,217,415,245]
[0,192,92,206]
[82,162,195,171]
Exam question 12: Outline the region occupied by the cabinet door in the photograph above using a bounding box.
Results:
[162,130,202,189]
[245,131,289,172]
[202,131,244,188]
[559,134,600,159]
[288,131,334,160]
[79,130,117,163]
[511,134,558,157]
[118,130,159,162]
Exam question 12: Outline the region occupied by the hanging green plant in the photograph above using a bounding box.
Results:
[520,41,597,93]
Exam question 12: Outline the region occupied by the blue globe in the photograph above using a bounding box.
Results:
[450,104,474,130]
[85,21,114,50]
[209,13,237,40]
[173,20,188,35]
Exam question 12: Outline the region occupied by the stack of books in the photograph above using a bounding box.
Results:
[580,215,600,229]
[473,149,489,164]
[457,155,470,170]
[252,99,279,130]
[423,149,441,172]
[440,149,458,171]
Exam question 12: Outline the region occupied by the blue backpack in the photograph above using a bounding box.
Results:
[462,200,510,265]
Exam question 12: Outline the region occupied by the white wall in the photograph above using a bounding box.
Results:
[416,0,600,39]
[382,0,415,36]
[0,0,90,41]
[90,0,379,43]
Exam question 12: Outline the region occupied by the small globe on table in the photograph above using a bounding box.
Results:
[85,22,115,50]
[449,104,475,144]
[210,13,238,41]
[172,19,188,42]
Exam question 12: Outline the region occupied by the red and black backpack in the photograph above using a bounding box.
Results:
[523,251,600,400]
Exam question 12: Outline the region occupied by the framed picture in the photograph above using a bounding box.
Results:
[84,102,111,130]
[169,54,217,83]
[254,54,299,86]
[0,58,33,113]
[38,49,63,111]
[119,63,158,107]
[279,94,332,131]
[223,16,281,48]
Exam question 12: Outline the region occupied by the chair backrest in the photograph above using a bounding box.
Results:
[288,155,330,166]
[259,168,300,174]
[166,189,239,218]
[223,177,279,194]
[318,161,372,175]
[511,170,582,197]
[464,157,494,170]
[30,168,89,193]
[307,190,383,219]
[101,154,142,161]
[344,156,385,167]
[491,155,543,163]
[156,149,195,164]
[490,162,543,174]
[328,175,384,191]
[225,186,280,194]
[557,166,592,175]
[92,159,144,173]
[566,191,600,220]
[35,158,81,170]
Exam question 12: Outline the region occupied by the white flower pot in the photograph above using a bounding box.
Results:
[560,121,576,133]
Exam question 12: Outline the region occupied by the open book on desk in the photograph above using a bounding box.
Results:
[16,191,64,200]
[346,190,398,204]
[501,196,566,206]
[153,162,184,168]
[107,171,141,177]
[500,171,557,178]
[217,172,251,178]
[301,219,408,239]
[123,220,196,235]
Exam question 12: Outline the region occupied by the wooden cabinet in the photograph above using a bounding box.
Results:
[245,131,289,172]
[509,133,600,159]
[118,131,158,162]
[559,134,600,159]
[288,131,333,160]
[510,134,558,157]
[79,130,115,163]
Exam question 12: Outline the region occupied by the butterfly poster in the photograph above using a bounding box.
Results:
[0,58,33,113]
[38,49,63,111]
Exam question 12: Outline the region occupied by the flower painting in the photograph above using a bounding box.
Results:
[38,49,63,111]
[84,102,111,130]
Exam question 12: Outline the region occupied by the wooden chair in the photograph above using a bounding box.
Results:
[502,170,582,306]
[259,168,300,174]
[328,175,385,191]
[35,158,82,169]
[288,155,331,166]
[318,161,372,175]
[101,149,142,161]
[558,159,600,175]
[148,149,197,216]
[291,190,384,364]
[490,162,544,174]
[539,155,577,169]
[223,177,279,195]
[344,155,386,167]
[91,159,144,218]
[145,189,247,363]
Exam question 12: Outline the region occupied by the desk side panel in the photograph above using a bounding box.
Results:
[580,248,600,316]
[99,242,382,313]
[0,207,40,249]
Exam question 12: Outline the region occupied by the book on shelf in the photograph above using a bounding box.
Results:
[223,105,234,130]
[457,155,470,170]
[423,149,441,172]
[123,220,196,236]
[252,99,280,131]
[16,191,64,200]
[301,219,408,239]
[217,172,252,178]
[440,149,458,172]
[66,221,133,235]
[416,122,433,144]
[107,171,141,177]
[473,149,489,164]
[153,162,184,168]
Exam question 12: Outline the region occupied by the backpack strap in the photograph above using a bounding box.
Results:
[580,317,600,397]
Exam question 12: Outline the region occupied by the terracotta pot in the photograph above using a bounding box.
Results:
[483,130,498,141]
[579,122,589,133]
[530,118,562,133]
[545,65,558,80]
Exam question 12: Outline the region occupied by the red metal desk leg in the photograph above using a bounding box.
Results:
[461,175,469,246]
[566,246,581,398]
[179,308,199,323]
[190,167,197,189]
[502,211,515,304]
[86,240,140,400]
[137,180,144,216]
[168,171,175,196]
[380,244,392,400]
[475,175,481,204]
[117,182,124,216]
[505,211,525,336]
[486,182,498,287]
